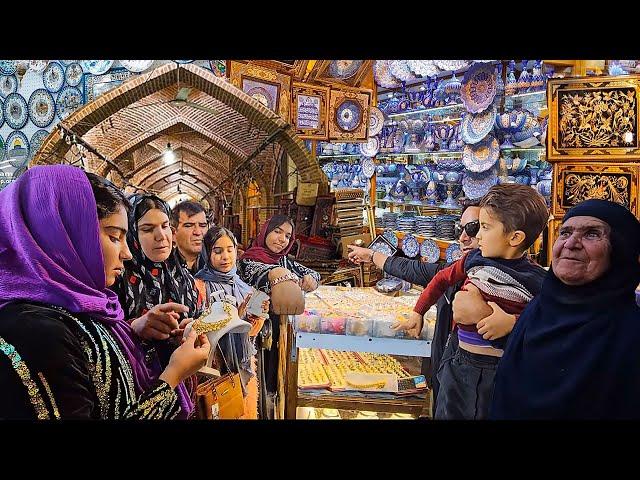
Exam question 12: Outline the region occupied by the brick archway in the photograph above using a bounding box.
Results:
[31,62,326,203]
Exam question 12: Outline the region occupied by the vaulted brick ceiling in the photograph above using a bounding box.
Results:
[32,62,325,202]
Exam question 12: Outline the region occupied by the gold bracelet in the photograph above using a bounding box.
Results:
[270,273,299,288]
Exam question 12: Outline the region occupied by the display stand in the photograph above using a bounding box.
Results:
[276,313,432,419]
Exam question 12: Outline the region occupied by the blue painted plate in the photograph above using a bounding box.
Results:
[28,89,56,128]
[81,60,114,75]
[336,99,362,132]
[0,61,17,75]
[402,233,420,258]
[56,86,83,120]
[445,243,463,263]
[5,131,30,169]
[383,229,399,248]
[43,62,65,93]
[64,62,84,87]
[0,74,18,99]
[30,129,50,157]
[420,238,440,263]
[3,93,29,129]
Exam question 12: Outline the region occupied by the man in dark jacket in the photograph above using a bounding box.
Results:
[347,201,480,415]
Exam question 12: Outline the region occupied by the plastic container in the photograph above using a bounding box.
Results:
[294,310,321,333]
[320,314,347,335]
[346,315,374,337]
[372,314,407,339]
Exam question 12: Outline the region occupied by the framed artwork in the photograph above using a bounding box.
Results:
[308,60,373,88]
[548,75,640,161]
[291,82,329,140]
[328,86,371,141]
[83,68,135,103]
[228,61,291,122]
[552,162,638,217]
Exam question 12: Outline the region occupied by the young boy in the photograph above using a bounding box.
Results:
[395,184,549,420]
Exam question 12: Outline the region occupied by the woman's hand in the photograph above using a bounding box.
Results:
[451,284,493,325]
[271,280,304,315]
[160,329,211,389]
[392,311,424,338]
[299,274,318,293]
[130,302,188,340]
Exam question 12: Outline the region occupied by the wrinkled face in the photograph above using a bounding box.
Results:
[209,235,237,273]
[174,211,208,258]
[476,207,516,258]
[265,222,293,254]
[552,215,611,286]
[137,208,173,263]
[99,205,132,287]
[458,206,480,253]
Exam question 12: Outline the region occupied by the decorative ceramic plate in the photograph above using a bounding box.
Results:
[3,93,29,129]
[463,134,500,173]
[336,99,362,132]
[374,60,401,89]
[81,60,114,75]
[368,106,385,137]
[60,60,79,66]
[30,129,50,157]
[434,60,470,72]
[362,157,376,178]
[328,60,363,79]
[461,62,497,113]
[64,62,84,87]
[389,60,417,82]
[0,99,3,128]
[120,60,154,73]
[420,239,440,263]
[462,168,498,199]
[445,243,463,263]
[407,60,439,77]
[56,86,83,120]
[402,233,420,258]
[29,60,48,73]
[5,131,30,168]
[383,229,399,248]
[0,61,17,75]
[28,89,56,128]
[43,62,65,93]
[0,74,18,98]
[461,107,495,144]
[359,136,380,157]
[173,60,194,64]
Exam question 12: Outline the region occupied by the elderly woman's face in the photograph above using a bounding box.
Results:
[265,222,293,254]
[552,215,611,285]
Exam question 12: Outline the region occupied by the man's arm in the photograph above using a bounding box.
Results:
[383,256,448,286]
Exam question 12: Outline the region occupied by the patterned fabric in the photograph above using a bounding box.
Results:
[466,266,534,304]
[238,256,321,295]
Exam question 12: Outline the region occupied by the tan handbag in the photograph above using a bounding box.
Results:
[195,345,245,420]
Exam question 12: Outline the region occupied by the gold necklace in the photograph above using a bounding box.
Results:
[191,302,232,335]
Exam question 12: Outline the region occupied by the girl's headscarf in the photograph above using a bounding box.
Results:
[240,214,295,265]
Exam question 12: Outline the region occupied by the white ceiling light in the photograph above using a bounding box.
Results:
[163,143,176,164]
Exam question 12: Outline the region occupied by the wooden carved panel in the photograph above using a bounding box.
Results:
[552,163,638,217]
[548,75,640,161]
[291,82,330,140]
[228,61,291,122]
[328,86,371,141]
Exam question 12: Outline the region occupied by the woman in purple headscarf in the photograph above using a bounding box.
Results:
[0,165,210,419]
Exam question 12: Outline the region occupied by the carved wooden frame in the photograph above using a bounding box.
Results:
[228,61,291,122]
[547,75,640,161]
[291,82,330,140]
[328,85,372,141]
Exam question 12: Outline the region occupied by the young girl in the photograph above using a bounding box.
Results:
[195,226,268,419]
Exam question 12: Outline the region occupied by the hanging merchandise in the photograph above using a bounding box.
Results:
[119,60,155,73]
[462,134,500,173]
[0,74,18,98]
[81,60,114,75]
[56,86,83,120]
[0,60,17,75]
[64,63,84,87]
[3,93,29,129]
[461,62,497,113]
[460,107,496,144]
[30,129,50,157]
[5,131,30,169]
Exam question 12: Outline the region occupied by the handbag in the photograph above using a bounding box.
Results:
[195,344,245,420]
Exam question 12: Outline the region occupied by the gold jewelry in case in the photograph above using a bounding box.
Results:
[345,379,386,389]
[191,302,232,335]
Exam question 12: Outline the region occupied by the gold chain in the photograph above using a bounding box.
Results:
[192,302,232,335]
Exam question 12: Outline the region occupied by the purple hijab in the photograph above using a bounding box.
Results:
[0,165,192,417]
